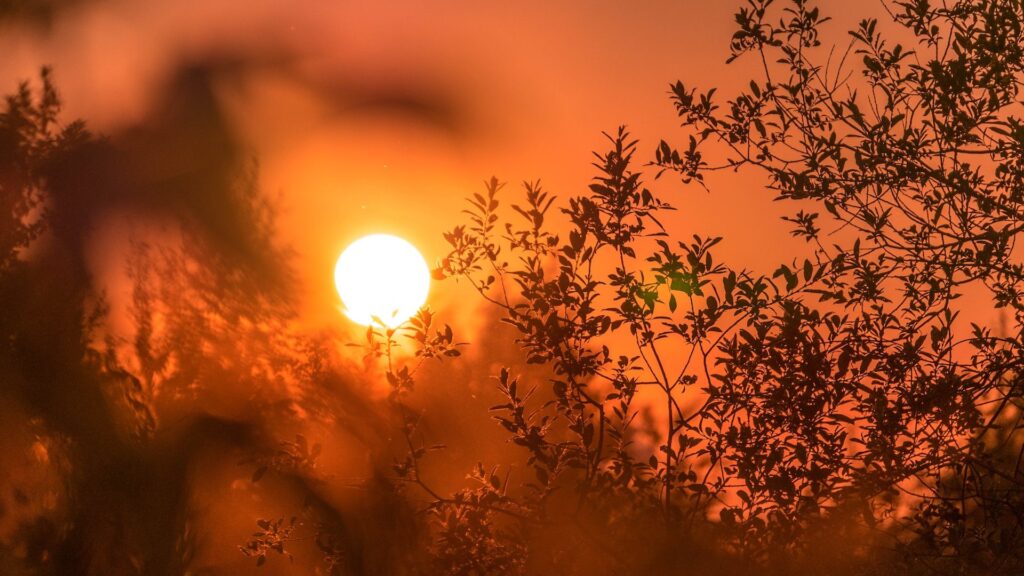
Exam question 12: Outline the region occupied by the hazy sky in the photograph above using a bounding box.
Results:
[0,0,916,335]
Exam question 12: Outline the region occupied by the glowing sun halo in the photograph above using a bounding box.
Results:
[334,234,430,327]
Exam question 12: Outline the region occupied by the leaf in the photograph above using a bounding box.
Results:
[773,265,797,291]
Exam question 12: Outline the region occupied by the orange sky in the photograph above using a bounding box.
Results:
[6,0,987,339]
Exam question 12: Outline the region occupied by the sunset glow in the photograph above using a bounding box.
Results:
[334,234,430,327]
[3,0,1022,572]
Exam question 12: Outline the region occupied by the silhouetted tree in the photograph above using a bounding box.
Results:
[429,0,1024,574]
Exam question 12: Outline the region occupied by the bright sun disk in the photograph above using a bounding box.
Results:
[334,234,430,327]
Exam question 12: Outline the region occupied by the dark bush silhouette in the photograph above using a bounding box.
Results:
[428,0,1024,573]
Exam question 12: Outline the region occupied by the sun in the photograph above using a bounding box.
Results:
[334,234,430,327]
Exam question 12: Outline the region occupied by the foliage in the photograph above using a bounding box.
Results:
[239,516,298,567]
[426,0,1024,572]
[0,67,82,276]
